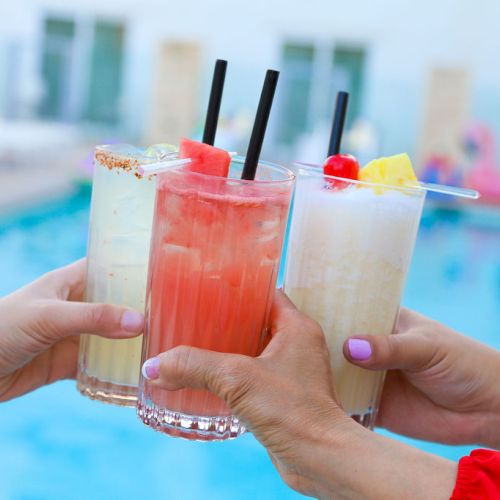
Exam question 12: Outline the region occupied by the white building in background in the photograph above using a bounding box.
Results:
[1,0,500,165]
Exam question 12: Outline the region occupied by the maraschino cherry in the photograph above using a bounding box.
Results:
[323,154,359,181]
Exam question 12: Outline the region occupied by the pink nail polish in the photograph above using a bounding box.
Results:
[121,310,144,332]
[348,339,372,361]
[142,357,160,380]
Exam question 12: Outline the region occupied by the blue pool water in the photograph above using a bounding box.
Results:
[1,189,499,499]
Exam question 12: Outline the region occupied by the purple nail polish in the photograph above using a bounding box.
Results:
[142,357,160,380]
[348,339,372,361]
[121,310,144,332]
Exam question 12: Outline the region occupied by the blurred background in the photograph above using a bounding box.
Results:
[1,0,500,499]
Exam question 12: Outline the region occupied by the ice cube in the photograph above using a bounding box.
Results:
[259,217,280,231]
[144,143,178,160]
[162,244,202,271]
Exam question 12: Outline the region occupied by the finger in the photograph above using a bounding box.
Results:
[396,307,430,333]
[260,292,331,385]
[273,289,298,311]
[33,300,144,341]
[142,346,258,405]
[265,289,326,358]
[32,259,87,301]
[343,333,439,372]
[269,289,298,326]
[55,259,87,301]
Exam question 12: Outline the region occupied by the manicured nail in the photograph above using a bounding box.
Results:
[348,339,372,361]
[142,357,160,380]
[121,310,144,332]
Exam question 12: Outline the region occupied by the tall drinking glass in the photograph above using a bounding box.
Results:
[137,157,294,440]
[284,165,426,429]
[77,144,167,406]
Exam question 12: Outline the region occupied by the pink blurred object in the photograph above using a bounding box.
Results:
[421,155,458,182]
[420,155,463,203]
[465,123,500,205]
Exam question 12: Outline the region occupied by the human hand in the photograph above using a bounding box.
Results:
[344,308,500,449]
[143,291,344,496]
[0,259,144,401]
[143,293,456,499]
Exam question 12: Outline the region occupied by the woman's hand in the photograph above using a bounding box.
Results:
[143,293,456,499]
[344,308,500,449]
[0,260,144,402]
[144,291,344,495]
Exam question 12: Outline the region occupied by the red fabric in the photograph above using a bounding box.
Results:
[450,449,500,499]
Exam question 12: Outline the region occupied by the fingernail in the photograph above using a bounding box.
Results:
[348,339,372,361]
[142,357,160,380]
[121,310,144,332]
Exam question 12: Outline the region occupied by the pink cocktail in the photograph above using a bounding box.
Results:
[137,157,294,440]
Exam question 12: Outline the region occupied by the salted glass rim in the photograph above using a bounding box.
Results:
[94,143,160,166]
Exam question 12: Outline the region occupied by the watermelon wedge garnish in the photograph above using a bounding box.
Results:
[179,138,230,177]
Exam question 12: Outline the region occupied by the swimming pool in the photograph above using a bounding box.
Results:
[1,189,499,499]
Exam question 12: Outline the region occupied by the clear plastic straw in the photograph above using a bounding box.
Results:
[294,161,480,199]
[419,182,480,199]
[139,158,191,176]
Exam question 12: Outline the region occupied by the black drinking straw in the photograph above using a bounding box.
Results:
[327,91,349,157]
[241,69,280,180]
[202,59,228,146]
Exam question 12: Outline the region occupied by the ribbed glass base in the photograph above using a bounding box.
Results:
[77,373,138,407]
[137,400,246,441]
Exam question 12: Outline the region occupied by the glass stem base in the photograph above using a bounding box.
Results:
[77,372,138,407]
[137,400,246,441]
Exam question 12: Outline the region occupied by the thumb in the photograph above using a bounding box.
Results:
[343,333,438,372]
[142,346,258,406]
[273,289,298,312]
[33,300,144,341]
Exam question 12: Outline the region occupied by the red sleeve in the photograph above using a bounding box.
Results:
[450,449,500,499]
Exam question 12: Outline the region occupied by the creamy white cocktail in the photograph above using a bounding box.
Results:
[284,164,425,428]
